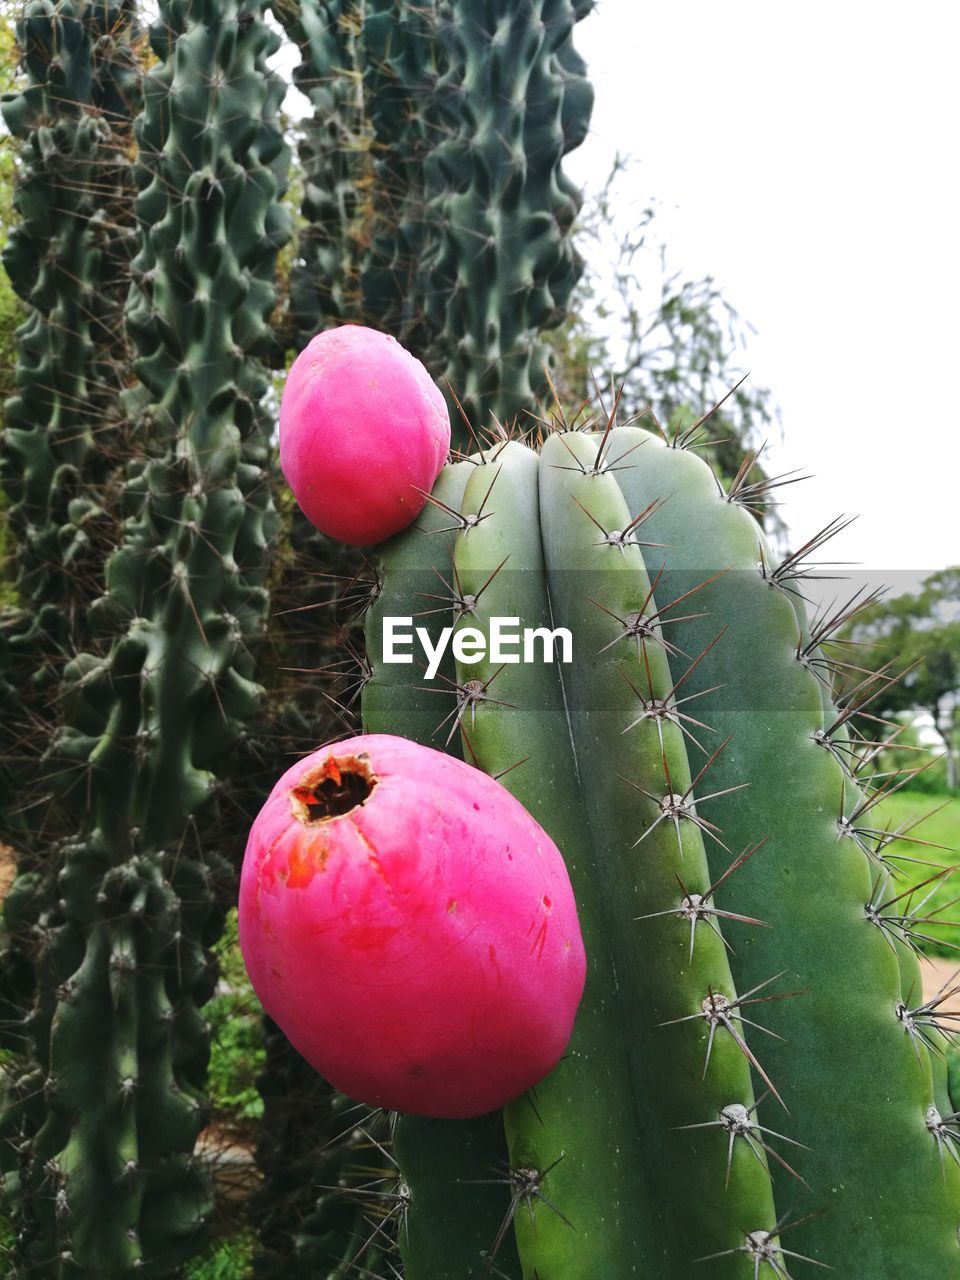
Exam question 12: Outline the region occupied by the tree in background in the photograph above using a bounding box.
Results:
[547,155,777,492]
[841,567,960,789]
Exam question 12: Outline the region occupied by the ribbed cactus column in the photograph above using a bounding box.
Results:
[0,0,140,1253]
[285,0,594,441]
[361,426,960,1277]
[609,427,960,1275]
[276,0,368,342]
[0,0,139,831]
[421,0,594,435]
[359,0,440,351]
[0,0,139,630]
[1,0,291,1272]
[364,439,785,1279]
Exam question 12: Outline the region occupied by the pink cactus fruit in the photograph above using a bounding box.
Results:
[278,325,451,547]
[238,733,586,1119]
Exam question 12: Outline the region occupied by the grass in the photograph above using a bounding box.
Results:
[873,791,960,958]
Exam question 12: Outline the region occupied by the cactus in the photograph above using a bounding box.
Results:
[0,0,140,1244]
[0,0,140,834]
[361,419,960,1277]
[419,0,595,436]
[358,0,439,351]
[284,0,594,441]
[0,0,291,1270]
[276,0,368,343]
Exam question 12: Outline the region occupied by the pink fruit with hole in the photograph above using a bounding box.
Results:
[278,325,450,547]
[237,733,586,1118]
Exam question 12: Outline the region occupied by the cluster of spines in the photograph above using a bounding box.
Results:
[360,406,960,1277]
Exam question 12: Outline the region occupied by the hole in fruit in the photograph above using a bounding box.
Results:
[290,753,378,825]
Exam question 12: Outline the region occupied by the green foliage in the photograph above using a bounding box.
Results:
[841,567,960,787]
[184,1230,255,1280]
[546,156,777,488]
[363,424,960,1278]
[206,913,265,1126]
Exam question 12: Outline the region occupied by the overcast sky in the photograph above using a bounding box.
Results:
[566,1,958,591]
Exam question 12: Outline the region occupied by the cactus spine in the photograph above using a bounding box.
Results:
[362,423,960,1278]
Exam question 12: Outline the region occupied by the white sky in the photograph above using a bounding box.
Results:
[566,0,959,590]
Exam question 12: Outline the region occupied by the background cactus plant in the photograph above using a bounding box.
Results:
[420,0,595,436]
[361,417,960,1278]
[1,0,291,1269]
[280,0,594,442]
[0,0,140,839]
[0,0,141,1251]
[276,0,368,344]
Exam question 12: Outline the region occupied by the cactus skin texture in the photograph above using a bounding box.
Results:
[0,0,291,1272]
[363,425,960,1277]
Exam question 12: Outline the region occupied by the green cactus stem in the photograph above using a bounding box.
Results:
[285,0,595,443]
[361,419,960,1278]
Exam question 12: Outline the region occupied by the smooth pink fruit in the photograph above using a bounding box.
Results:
[238,733,586,1118]
[278,325,450,547]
